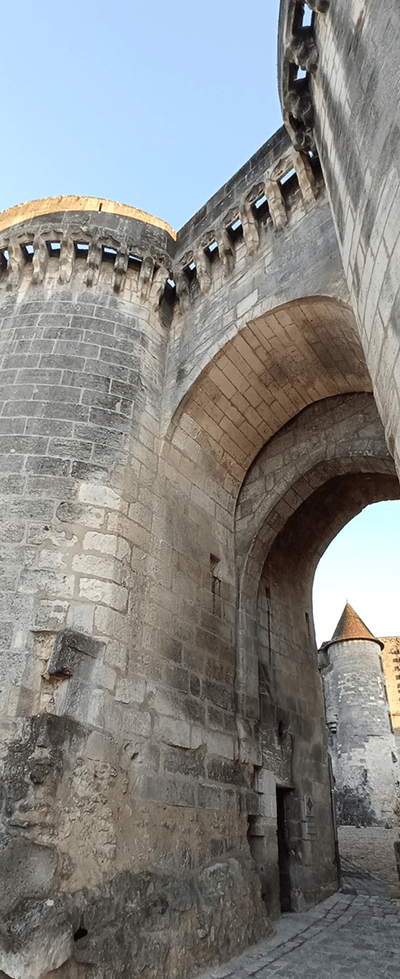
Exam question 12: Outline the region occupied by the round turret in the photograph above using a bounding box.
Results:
[321,603,399,826]
[0,196,175,732]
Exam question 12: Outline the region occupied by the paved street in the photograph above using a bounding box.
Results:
[196,870,400,979]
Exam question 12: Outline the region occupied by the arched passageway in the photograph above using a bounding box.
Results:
[162,293,399,920]
[235,393,400,918]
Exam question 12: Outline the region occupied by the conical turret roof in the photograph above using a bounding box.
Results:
[327,602,383,650]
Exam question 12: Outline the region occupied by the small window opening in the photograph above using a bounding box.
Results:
[128,253,143,271]
[204,240,219,263]
[302,5,313,27]
[265,586,270,600]
[183,261,197,282]
[0,249,8,270]
[252,194,269,221]
[296,67,307,80]
[102,245,117,264]
[280,168,296,186]
[73,925,88,942]
[47,241,61,257]
[98,202,103,211]
[22,243,34,262]
[163,278,176,305]
[75,242,89,258]
[227,218,243,242]
[279,169,298,199]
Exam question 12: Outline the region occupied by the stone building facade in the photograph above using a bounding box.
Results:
[380,637,400,741]
[320,603,400,826]
[0,2,400,977]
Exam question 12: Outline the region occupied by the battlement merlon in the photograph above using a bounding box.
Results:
[0,129,321,307]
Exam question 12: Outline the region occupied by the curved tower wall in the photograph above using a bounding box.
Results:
[278,1,400,476]
[0,201,174,730]
[0,199,272,979]
[323,636,399,825]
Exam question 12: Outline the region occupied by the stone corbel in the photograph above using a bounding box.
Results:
[239,202,260,255]
[32,235,48,285]
[286,32,319,74]
[195,247,212,294]
[139,255,155,301]
[113,250,128,293]
[286,85,314,129]
[86,238,102,288]
[48,629,104,678]
[174,268,190,314]
[292,125,316,153]
[264,179,287,231]
[293,150,318,203]
[59,236,74,284]
[286,80,316,153]
[217,228,235,275]
[149,262,170,311]
[6,238,23,290]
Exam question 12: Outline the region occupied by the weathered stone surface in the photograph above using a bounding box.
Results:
[0,855,269,979]
[320,607,400,826]
[48,629,105,677]
[1,3,400,973]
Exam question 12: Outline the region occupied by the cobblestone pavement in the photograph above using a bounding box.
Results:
[196,874,400,979]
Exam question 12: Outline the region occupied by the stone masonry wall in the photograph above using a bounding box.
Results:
[381,637,400,739]
[310,1,400,475]
[3,30,400,969]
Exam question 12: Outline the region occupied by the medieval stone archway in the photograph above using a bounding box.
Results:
[165,296,371,487]
[234,392,400,918]
[161,297,381,921]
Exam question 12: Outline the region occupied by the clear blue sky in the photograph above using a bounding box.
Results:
[313,502,400,647]
[1,0,283,230]
[2,2,399,642]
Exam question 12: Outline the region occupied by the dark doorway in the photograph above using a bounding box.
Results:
[276,787,292,912]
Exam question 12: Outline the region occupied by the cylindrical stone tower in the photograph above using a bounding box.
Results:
[0,196,270,979]
[0,197,180,978]
[0,196,175,729]
[321,603,400,826]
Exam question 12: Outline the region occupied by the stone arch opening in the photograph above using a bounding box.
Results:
[161,298,394,919]
[235,393,398,706]
[235,392,400,917]
[164,296,371,486]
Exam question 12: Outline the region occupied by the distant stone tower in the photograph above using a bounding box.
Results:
[321,603,400,826]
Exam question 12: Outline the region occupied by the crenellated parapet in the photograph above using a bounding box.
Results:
[173,126,321,311]
[0,196,176,311]
[278,0,329,152]
[0,133,323,321]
